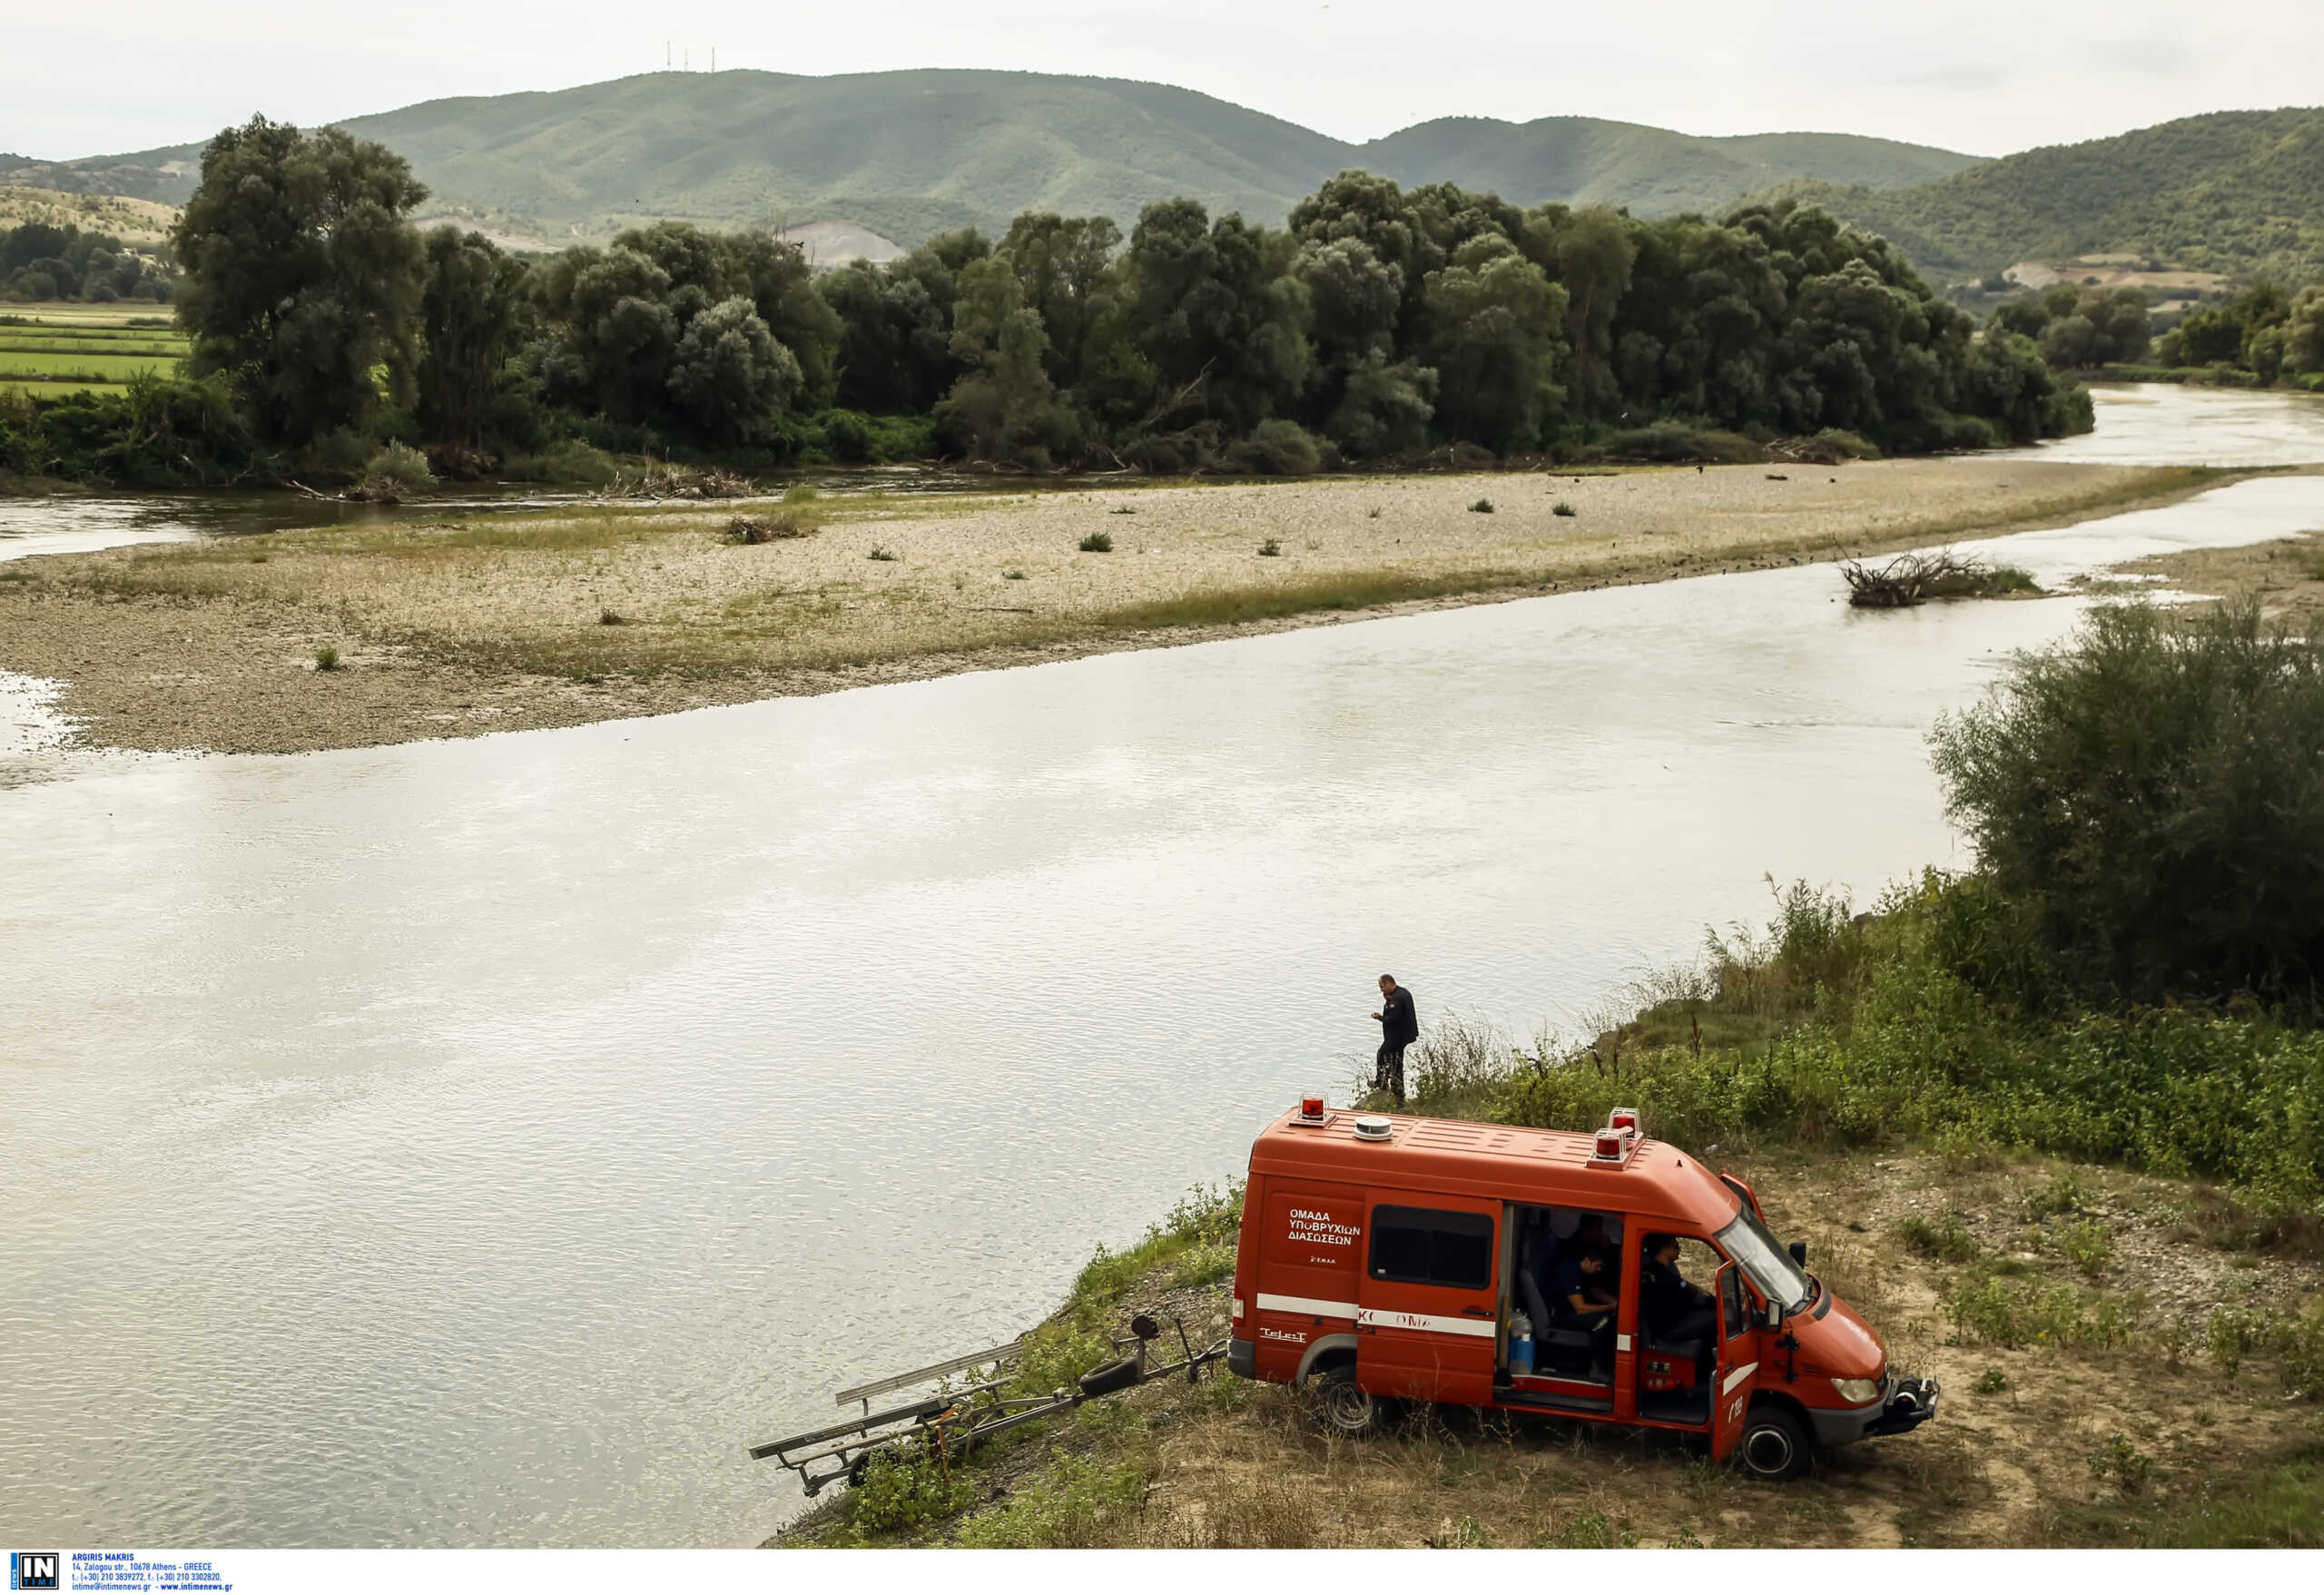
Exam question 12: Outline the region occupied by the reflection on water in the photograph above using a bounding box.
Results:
[3,398,2323,1549]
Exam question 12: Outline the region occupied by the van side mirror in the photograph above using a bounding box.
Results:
[1764,1300,1784,1329]
[1787,1240,1807,1266]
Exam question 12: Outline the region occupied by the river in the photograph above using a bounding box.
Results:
[3,387,2321,1547]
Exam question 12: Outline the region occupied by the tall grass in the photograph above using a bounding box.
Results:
[1383,873,2324,1219]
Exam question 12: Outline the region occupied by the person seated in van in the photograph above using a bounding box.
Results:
[1547,1246,1618,1378]
[1640,1232,1715,1348]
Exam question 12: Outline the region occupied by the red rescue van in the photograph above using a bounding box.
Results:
[1224,1101,1938,1478]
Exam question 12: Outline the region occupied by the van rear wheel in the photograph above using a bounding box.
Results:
[1310,1364,1392,1438]
[1734,1403,1811,1482]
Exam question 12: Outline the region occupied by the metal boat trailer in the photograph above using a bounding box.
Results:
[750,1312,1227,1496]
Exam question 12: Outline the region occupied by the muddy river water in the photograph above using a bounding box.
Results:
[4,387,2322,1546]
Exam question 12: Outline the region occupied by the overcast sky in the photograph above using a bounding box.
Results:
[6,1,2320,161]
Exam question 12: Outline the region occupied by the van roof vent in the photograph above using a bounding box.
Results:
[1352,1116,1393,1142]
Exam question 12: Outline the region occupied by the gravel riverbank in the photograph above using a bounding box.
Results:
[0,459,2217,755]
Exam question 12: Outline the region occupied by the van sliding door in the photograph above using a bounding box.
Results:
[1357,1200,1499,1406]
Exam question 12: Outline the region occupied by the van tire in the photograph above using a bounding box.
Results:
[1310,1364,1392,1438]
[1734,1402,1811,1482]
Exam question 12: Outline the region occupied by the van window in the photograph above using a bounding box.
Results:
[1715,1209,1810,1312]
[1369,1206,1493,1289]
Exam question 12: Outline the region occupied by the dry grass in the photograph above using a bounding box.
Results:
[0,460,2230,754]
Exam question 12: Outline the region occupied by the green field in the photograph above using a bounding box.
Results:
[0,310,187,397]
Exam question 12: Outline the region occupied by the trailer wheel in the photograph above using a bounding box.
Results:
[1310,1364,1392,1439]
[1734,1403,1811,1482]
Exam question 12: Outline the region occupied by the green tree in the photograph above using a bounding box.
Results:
[720,229,842,404]
[1533,206,1637,419]
[171,116,428,444]
[1421,236,1569,453]
[935,253,1080,467]
[417,227,529,455]
[1123,200,1310,435]
[1932,601,2324,1003]
[997,212,1121,388]
[1293,236,1427,455]
[666,296,800,443]
[819,229,989,413]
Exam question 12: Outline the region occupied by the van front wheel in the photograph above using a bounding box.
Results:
[1310,1364,1392,1438]
[1735,1403,1811,1481]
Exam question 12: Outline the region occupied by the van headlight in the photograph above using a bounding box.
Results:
[1831,1377,1882,1404]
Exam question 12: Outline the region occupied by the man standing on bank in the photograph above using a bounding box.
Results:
[1372,973,1418,1108]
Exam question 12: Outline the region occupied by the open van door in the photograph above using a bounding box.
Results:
[1709,1261,1759,1462]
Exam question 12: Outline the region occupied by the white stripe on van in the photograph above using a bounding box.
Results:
[1256,1295,1499,1340]
[1256,1293,1358,1320]
[1723,1361,1759,1395]
[1355,1307,1498,1339]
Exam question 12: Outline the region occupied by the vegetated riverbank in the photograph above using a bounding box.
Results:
[0,459,2223,755]
[772,882,2324,1550]
[773,1151,2321,1550]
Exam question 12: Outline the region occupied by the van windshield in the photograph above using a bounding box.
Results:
[1715,1208,1812,1314]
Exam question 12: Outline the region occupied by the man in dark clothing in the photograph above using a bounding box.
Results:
[1640,1233,1716,1348]
[1372,974,1417,1108]
[1547,1247,1618,1381]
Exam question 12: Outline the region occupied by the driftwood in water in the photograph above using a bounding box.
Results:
[601,460,755,502]
[1841,549,2002,608]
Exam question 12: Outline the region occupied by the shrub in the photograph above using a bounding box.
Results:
[2209,1305,2324,1393]
[2055,1217,2113,1275]
[1948,1273,2130,1350]
[2026,1169,2085,1221]
[2091,1434,2159,1492]
[1932,601,2324,1005]
[868,546,898,562]
[1788,428,1884,464]
[1257,537,1281,556]
[820,409,872,463]
[1551,500,1577,517]
[1002,567,1027,580]
[849,1450,972,1540]
[1123,434,1193,475]
[312,645,340,671]
[1895,1213,1981,1264]
[503,439,616,485]
[1221,418,1322,477]
[1600,423,1765,464]
[951,1453,1145,1548]
[1974,1367,2010,1395]
[1078,531,1113,553]
[725,509,816,543]
[356,442,432,501]
[1468,497,1494,513]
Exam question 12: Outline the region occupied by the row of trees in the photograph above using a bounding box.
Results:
[2153,281,2324,382]
[1986,277,2324,383]
[1,222,177,304]
[1987,282,2153,370]
[147,117,2093,477]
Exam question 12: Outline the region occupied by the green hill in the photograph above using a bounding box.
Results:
[3,70,1975,249]
[1355,117,1975,215]
[1753,108,2324,281]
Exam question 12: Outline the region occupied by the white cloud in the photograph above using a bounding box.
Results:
[5,0,2319,160]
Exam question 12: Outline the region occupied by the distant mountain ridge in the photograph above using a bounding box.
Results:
[1749,108,2324,281]
[0,69,1979,249]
